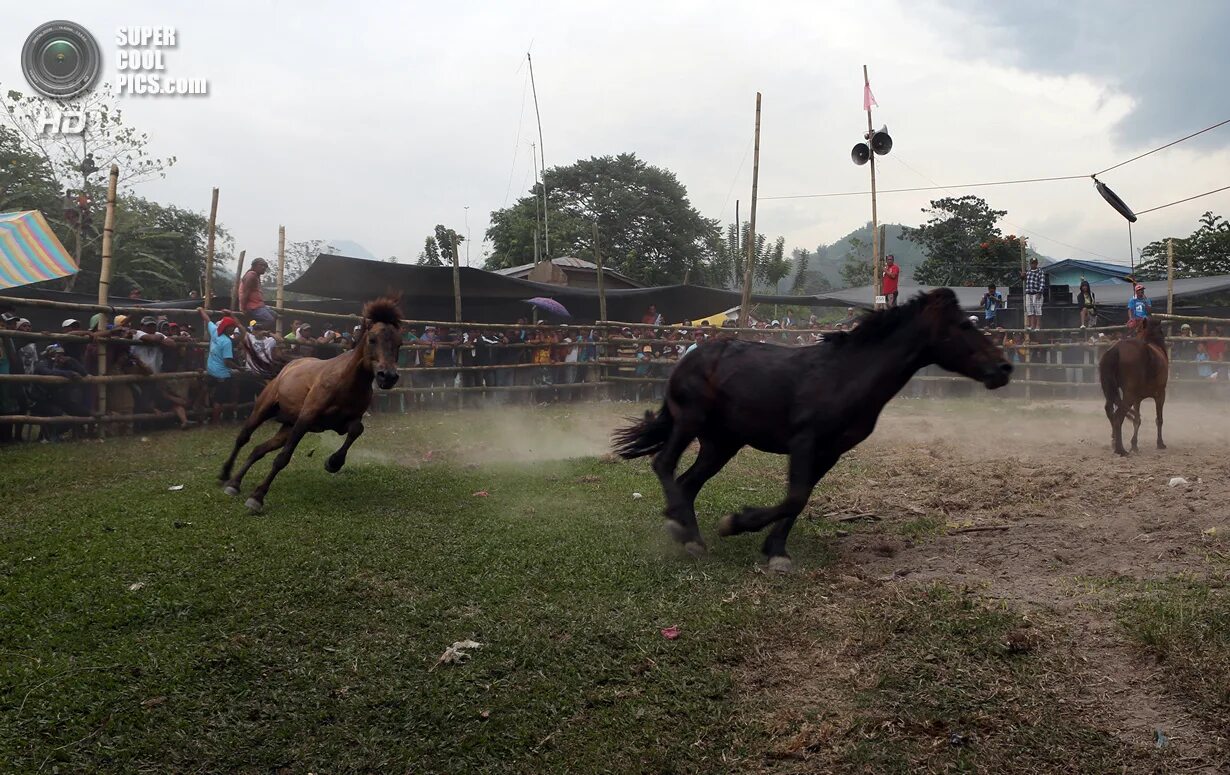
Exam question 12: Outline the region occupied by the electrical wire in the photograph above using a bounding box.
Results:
[1135,184,1230,216]
[1093,118,1230,176]
[761,174,1087,201]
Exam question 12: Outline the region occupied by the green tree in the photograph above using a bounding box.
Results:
[285,239,335,281]
[905,196,1018,287]
[709,222,790,290]
[1136,212,1230,280]
[417,237,442,266]
[106,196,227,299]
[418,225,464,267]
[839,237,873,288]
[0,126,59,214]
[486,153,718,285]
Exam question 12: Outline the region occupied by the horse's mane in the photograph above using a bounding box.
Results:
[823,289,957,347]
[362,296,403,326]
[1139,317,1166,348]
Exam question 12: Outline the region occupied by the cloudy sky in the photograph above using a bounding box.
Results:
[4,0,1228,270]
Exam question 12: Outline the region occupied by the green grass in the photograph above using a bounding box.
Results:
[0,410,810,773]
[1117,578,1230,715]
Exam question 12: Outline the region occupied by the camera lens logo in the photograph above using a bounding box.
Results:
[21,21,102,99]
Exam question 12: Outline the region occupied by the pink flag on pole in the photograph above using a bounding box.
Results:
[863,83,878,111]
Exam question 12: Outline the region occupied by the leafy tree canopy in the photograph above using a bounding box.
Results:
[1136,211,1230,280]
[905,196,1021,287]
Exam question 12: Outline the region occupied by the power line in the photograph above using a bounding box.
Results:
[1135,184,1230,216]
[1093,118,1230,176]
[761,174,1087,201]
[717,136,754,224]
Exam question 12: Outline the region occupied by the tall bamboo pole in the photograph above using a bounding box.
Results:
[864,66,880,303]
[594,222,607,324]
[528,52,549,258]
[451,232,462,323]
[96,164,119,428]
[276,226,286,335]
[1167,238,1175,315]
[203,188,219,309]
[232,250,246,311]
[738,92,762,328]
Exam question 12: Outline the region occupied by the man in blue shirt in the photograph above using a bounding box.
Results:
[1126,284,1151,330]
[980,284,1003,328]
[199,307,241,422]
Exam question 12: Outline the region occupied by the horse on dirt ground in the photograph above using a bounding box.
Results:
[612,288,1013,572]
[1099,317,1168,456]
[219,297,404,511]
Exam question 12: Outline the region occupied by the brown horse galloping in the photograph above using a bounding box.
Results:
[1099,317,1168,456]
[220,297,404,511]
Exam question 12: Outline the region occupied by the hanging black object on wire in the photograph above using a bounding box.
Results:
[1094,178,1137,223]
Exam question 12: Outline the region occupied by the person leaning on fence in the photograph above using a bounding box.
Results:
[1020,257,1046,331]
[980,285,1003,328]
[1076,279,1097,328]
[198,307,241,423]
[1126,284,1151,330]
[31,343,89,440]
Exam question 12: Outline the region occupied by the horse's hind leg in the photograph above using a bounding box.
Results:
[220,400,277,484]
[224,425,291,494]
[1130,400,1143,452]
[245,420,311,512]
[1155,393,1166,450]
[325,420,364,473]
[651,424,700,552]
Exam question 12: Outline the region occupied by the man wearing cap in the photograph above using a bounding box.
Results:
[59,318,90,362]
[1020,257,1046,331]
[130,316,172,374]
[239,257,276,328]
[32,343,89,436]
[1126,284,1151,330]
[198,307,242,422]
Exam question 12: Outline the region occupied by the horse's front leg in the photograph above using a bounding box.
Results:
[245,419,312,512]
[326,420,364,473]
[1110,405,1128,456]
[220,400,276,483]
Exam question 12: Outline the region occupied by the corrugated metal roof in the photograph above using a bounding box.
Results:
[492,256,642,286]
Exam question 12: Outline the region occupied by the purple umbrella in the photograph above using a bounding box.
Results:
[525,297,572,318]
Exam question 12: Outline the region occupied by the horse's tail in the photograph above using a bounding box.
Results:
[1100,345,1122,415]
[612,403,674,459]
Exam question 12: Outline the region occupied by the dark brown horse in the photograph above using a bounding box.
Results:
[1099,317,1168,456]
[613,289,1012,572]
[220,297,404,511]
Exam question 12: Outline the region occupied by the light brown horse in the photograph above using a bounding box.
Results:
[1099,317,1168,456]
[220,297,404,511]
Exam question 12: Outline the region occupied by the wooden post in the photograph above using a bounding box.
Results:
[878,223,887,299]
[276,226,286,335]
[231,250,246,311]
[203,187,219,309]
[593,222,607,325]
[451,232,462,323]
[864,66,880,304]
[738,92,762,329]
[96,164,119,430]
[1167,238,1175,315]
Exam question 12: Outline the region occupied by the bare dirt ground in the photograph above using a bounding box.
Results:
[743,398,1230,773]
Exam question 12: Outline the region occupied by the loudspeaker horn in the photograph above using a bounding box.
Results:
[1094,179,1137,223]
[851,142,870,166]
[870,126,892,155]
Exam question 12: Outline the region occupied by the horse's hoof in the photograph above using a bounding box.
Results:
[325,459,342,474]
[684,540,707,557]
[662,520,688,544]
[1157,443,1167,450]
[223,485,239,497]
[767,556,794,574]
[245,497,264,513]
[717,514,738,537]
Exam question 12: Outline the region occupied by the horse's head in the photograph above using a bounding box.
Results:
[361,296,404,389]
[920,288,1012,389]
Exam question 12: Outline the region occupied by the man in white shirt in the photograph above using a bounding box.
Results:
[130,316,168,374]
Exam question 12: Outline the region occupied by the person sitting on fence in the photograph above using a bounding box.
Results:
[1076,279,1097,328]
[239,257,277,328]
[1126,284,1151,330]
[199,308,241,423]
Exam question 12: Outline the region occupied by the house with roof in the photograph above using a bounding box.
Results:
[492,256,643,289]
[1041,258,1135,286]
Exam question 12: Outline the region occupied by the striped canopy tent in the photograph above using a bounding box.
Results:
[0,211,77,290]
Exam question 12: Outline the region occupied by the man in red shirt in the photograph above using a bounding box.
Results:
[882,254,900,307]
[239,257,276,327]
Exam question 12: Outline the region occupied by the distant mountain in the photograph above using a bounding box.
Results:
[328,239,377,260]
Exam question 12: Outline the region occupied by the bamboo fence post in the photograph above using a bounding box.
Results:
[1167,238,1175,315]
[203,187,219,309]
[738,92,762,329]
[276,225,286,335]
[864,66,880,305]
[594,222,608,395]
[232,250,246,311]
[96,163,119,433]
[451,232,462,323]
